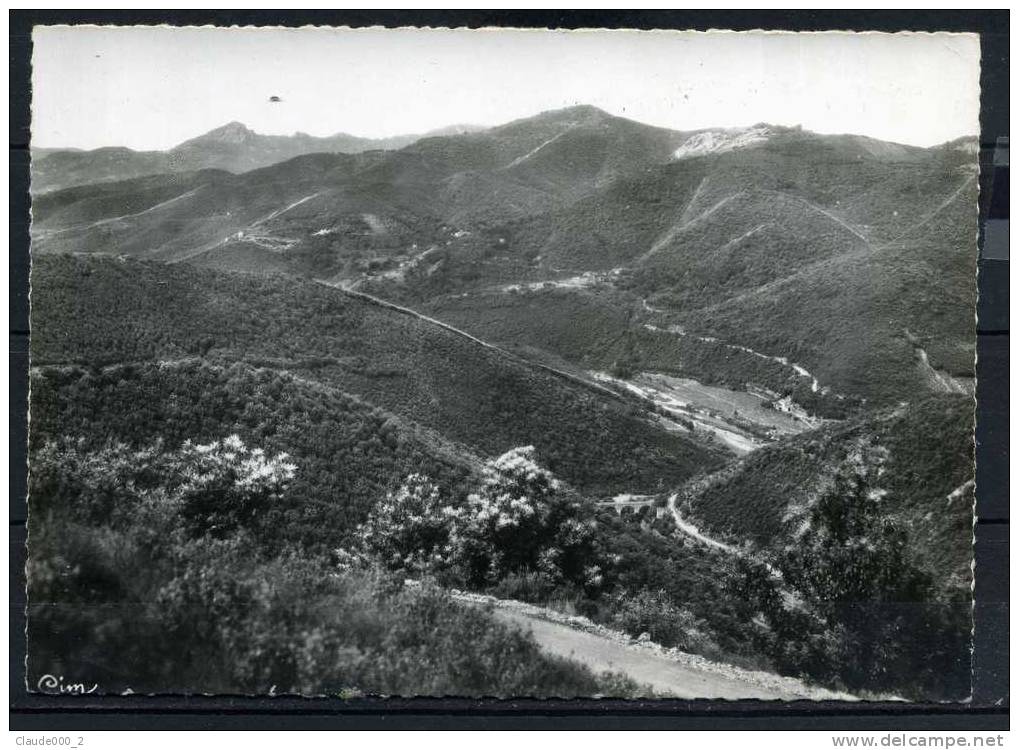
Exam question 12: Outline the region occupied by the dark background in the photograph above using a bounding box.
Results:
[8,9,1009,731]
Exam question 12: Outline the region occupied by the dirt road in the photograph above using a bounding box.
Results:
[453,591,854,701]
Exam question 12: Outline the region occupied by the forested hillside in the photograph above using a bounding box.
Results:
[27,105,977,700]
[31,254,724,496]
[679,395,975,593]
[31,108,976,409]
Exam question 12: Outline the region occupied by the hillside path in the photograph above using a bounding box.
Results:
[666,493,738,554]
[482,601,847,700]
[448,590,852,701]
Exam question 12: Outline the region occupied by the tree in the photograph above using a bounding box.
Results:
[352,446,604,593]
[609,335,642,379]
[353,473,452,573]
[726,468,963,697]
[778,472,931,609]
[453,446,600,588]
[774,471,943,691]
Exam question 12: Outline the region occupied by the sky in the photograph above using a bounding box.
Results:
[32,26,981,150]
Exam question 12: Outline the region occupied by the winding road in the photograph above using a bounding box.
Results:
[456,592,852,700]
[666,493,738,554]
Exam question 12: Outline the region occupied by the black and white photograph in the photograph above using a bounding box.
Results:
[25,25,981,702]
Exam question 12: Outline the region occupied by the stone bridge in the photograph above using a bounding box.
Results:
[596,494,666,518]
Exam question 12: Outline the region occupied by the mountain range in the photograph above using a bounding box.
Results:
[27,104,978,699]
[30,120,482,193]
[31,105,978,407]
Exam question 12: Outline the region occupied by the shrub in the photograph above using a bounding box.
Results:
[351,447,605,593]
[609,589,719,655]
[28,437,638,697]
[173,435,297,538]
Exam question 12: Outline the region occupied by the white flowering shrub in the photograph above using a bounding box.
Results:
[175,434,297,537]
[354,446,603,591]
[354,473,456,573]
[30,434,296,535]
[177,434,296,493]
[28,434,299,616]
[30,438,630,696]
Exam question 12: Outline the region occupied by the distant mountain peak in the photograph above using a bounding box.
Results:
[191,121,257,145]
[492,104,616,137]
[538,104,611,122]
[558,103,609,116]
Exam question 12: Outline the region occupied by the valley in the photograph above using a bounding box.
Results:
[27,104,977,700]
[591,370,818,455]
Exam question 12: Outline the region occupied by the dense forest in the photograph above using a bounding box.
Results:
[30,360,478,550]
[31,254,724,497]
